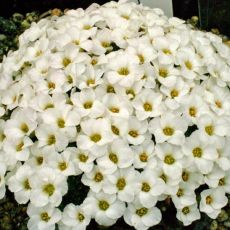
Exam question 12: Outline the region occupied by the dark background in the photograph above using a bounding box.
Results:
[0,0,198,18]
[0,0,229,36]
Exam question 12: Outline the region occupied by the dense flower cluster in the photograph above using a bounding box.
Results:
[0,0,230,229]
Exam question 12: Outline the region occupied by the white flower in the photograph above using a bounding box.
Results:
[0,161,6,199]
[124,198,162,230]
[154,63,179,88]
[126,117,148,145]
[153,36,179,65]
[199,188,228,219]
[204,165,230,193]
[4,108,37,140]
[1,0,230,228]
[71,88,105,118]
[183,131,218,174]
[132,140,157,169]
[176,47,202,80]
[196,113,230,142]
[160,78,190,110]
[30,167,68,207]
[149,113,187,145]
[155,143,183,178]
[176,203,201,226]
[215,137,230,171]
[137,169,165,208]
[27,203,62,230]
[77,118,113,151]
[3,136,33,165]
[48,149,76,176]
[40,105,80,141]
[171,183,196,209]
[83,191,125,226]
[69,147,96,173]
[105,51,144,87]
[103,93,133,119]
[61,203,91,230]
[0,120,6,149]
[103,167,139,202]
[7,164,34,204]
[97,139,134,174]
[35,124,69,152]
[132,88,163,120]
[81,165,107,193]
[182,92,209,124]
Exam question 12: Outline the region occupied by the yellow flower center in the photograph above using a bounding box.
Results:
[67,75,73,84]
[23,179,31,190]
[98,200,109,211]
[163,127,174,136]
[90,134,101,143]
[20,123,29,133]
[205,125,214,136]
[164,154,175,165]
[138,54,145,64]
[182,206,190,215]
[63,57,72,67]
[192,147,202,158]
[86,79,95,86]
[136,207,148,217]
[141,182,151,192]
[159,68,168,78]
[43,183,55,196]
[101,41,111,48]
[48,82,56,89]
[94,172,103,182]
[57,118,65,128]
[109,107,120,113]
[189,107,197,117]
[206,195,213,205]
[160,173,167,183]
[77,212,85,222]
[47,134,56,145]
[111,125,120,135]
[126,89,136,99]
[182,171,189,182]
[184,60,193,70]
[83,101,93,109]
[36,156,44,165]
[107,85,115,93]
[116,178,126,190]
[40,212,51,222]
[58,162,67,171]
[91,58,98,65]
[83,25,91,30]
[16,141,24,152]
[143,102,152,112]
[218,178,225,186]
[170,89,179,98]
[139,152,148,162]
[162,49,172,55]
[215,100,222,108]
[78,154,88,162]
[129,130,138,138]
[109,153,118,164]
[176,188,184,197]
[44,103,54,110]
[0,133,5,142]
[118,67,129,76]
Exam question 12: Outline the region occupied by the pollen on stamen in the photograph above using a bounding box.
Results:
[118,67,130,76]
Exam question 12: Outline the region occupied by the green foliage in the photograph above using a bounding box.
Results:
[0,12,39,62]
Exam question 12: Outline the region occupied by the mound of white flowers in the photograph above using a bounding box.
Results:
[0,0,230,229]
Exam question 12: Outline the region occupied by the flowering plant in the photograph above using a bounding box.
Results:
[0,0,230,229]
